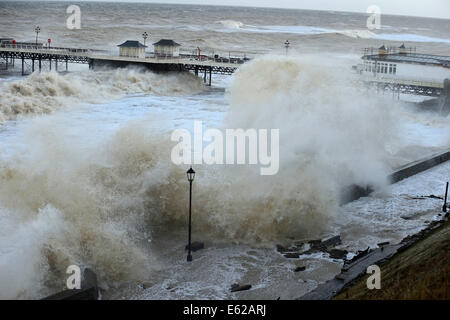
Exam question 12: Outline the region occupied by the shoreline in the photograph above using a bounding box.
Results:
[333,216,449,300]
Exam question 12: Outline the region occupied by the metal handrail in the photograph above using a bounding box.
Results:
[0,44,250,65]
[0,44,90,53]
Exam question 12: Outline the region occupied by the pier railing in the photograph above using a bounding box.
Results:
[0,44,251,65]
[0,44,249,78]
[362,46,417,55]
[0,43,90,53]
[88,49,249,64]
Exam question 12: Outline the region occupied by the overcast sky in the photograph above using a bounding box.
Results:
[49,0,450,19]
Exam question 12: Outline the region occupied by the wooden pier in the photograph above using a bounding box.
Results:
[0,44,246,85]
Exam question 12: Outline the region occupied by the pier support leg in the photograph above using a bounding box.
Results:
[66,58,68,71]
[21,55,24,76]
[55,58,58,71]
[195,66,198,76]
[209,67,212,86]
[32,58,35,72]
[12,57,14,67]
[49,58,52,71]
[5,56,7,70]
[203,69,206,83]
[39,58,41,72]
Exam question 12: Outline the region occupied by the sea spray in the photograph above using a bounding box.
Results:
[138,55,400,243]
[227,55,397,188]
[0,55,402,299]
[0,116,171,299]
[0,67,205,123]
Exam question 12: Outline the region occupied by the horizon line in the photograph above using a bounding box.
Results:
[2,0,450,20]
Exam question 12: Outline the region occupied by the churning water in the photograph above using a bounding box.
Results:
[0,1,449,299]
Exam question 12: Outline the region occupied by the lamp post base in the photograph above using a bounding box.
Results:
[187,254,192,262]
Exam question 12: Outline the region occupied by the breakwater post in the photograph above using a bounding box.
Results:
[443,182,448,213]
[440,79,450,113]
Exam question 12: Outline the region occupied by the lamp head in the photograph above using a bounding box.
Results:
[187,167,195,182]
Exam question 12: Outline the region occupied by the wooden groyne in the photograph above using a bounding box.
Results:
[341,149,450,204]
[389,149,450,184]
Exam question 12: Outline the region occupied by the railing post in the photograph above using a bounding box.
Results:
[209,66,212,86]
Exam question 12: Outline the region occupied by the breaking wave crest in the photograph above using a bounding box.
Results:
[0,68,205,123]
[217,20,244,29]
[337,29,376,39]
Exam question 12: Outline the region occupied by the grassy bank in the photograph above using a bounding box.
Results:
[334,219,450,300]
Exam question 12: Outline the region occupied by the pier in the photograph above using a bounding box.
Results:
[0,43,246,85]
[356,46,450,97]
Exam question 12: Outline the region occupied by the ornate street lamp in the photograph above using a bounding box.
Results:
[35,26,41,45]
[142,32,149,46]
[186,167,195,262]
[284,40,290,56]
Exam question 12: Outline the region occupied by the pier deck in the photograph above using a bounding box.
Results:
[0,45,244,84]
[361,76,444,97]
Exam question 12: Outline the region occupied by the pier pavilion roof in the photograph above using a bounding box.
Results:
[363,53,450,67]
[152,39,181,47]
[118,40,147,48]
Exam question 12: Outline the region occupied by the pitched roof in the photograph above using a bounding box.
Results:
[152,39,181,47]
[363,53,450,67]
[117,40,147,48]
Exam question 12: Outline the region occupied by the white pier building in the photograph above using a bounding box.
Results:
[357,44,450,97]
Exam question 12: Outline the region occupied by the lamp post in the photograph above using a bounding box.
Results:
[142,32,148,46]
[186,167,195,262]
[35,26,40,45]
[284,40,290,56]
